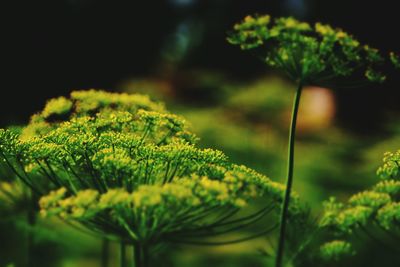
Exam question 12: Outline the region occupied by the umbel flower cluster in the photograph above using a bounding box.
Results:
[228,15,386,84]
[21,90,166,139]
[319,149,400,260]
[0,127,30,215]
[0,178,27,215]
[0,90,300,265]
[390,52,400,70]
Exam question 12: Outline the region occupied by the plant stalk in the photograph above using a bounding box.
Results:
[134,244,141,267]
[142,245,149,267]
[26,190,36,267]
[101,238,109,267]
[133,243,149,267]
[275,82,303,267]
[120,242,127,267]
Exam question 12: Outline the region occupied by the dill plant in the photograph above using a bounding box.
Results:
[390,52,400,69]
[318,54,400,263]
[20,89,166,139]
[320,149,400,259]
[319,240,354,262]
[1,90,169,267]
[0,127,28,216]
[0,126,40,267]
[0,90,180,267]
[228,15,387,267]
[0,90,299,267]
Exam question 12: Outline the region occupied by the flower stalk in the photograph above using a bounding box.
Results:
[120,242,126,267]
[228,14,388,267]
[134,244,149,267]
[26,194,36,267]
[101,238,109,267]
[275,82,303,267]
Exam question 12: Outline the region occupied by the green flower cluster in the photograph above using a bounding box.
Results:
[228,15,386,84]
[321,184,400,232]
[21,89,165,139]
[0,90,298,247]
[320,149,400,258]
[39,165,275,242]
[390,52,400,69]
[319,240,354,261]
[0,181,26,214]
[0,125,32,219]
[377,150,400,179]
[320,240,354,261]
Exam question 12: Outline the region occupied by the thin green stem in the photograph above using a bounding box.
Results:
[275,82,303,267]
[134,244,142,267]
[170,224,278,246]
[120,242,127,267]
[101,238,109,267]
[133,243,149,267]
[142,245,149,267]
[26,190,36,267]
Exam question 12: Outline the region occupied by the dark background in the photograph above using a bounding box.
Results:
[2,0,399,130]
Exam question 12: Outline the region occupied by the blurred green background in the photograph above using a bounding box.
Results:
[1,1,400,266]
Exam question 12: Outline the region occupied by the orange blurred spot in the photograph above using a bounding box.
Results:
[297,86,335,131]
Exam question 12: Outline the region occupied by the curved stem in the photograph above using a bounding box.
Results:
[275,82,303,267]
[170,224,278,246]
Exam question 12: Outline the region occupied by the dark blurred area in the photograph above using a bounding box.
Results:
[1,0,400,130]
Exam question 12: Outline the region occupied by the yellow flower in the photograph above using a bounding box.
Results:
[41,97,73,118]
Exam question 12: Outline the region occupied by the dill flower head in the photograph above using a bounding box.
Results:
[320,184,399,233]
[31,112,288,244]
[228,15,386,84]
[21,89,166,139]
[30,116,287,243]
[0,180,28,215]
[0,126,32,216]
[377,150,400,179]
[320,240,354,261]
[320,149,400,259]
[0,91,301,246]
[390,52,400,69]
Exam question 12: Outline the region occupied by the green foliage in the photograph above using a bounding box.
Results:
[228,15,386,84]
[226,77,293,120]
[320,240,354,261]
